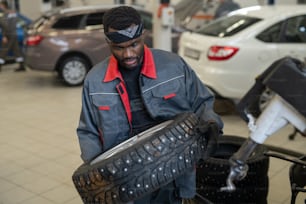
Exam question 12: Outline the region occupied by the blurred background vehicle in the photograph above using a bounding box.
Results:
[0,11,31,63]
[178,5,306,112]
[24,5,183,86]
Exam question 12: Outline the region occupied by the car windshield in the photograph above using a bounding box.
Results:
[195,15,262,37]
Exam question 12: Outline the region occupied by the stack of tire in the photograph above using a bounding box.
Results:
[196,135,270,204]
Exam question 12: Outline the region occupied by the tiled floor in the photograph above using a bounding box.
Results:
[0,64,305,204]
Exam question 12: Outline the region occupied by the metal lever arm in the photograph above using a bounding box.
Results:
[221,94,306,192]
[220,138,258,192]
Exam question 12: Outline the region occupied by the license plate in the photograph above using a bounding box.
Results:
[184,47,200,60]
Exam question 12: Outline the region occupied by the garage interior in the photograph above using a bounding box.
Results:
[1,0,306,203]
[1,64,305,204]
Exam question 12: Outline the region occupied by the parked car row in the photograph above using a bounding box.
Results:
[23,5,183,86]
[19,4,306,100]
[178,5,306,110]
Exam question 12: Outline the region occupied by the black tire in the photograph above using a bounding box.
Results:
[58,56,90,86]
[72,113,207,204]
[196,135,269,204]
[198,178,268,204]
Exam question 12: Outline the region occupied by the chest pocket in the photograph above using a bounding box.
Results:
[146,76,191,117]
[91,93,127,131]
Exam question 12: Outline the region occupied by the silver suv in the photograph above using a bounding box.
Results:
[24,5,180,86]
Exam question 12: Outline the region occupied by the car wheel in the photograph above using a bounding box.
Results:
[72,113,208,204]
[196,135,269,204]
[59,56,90,86]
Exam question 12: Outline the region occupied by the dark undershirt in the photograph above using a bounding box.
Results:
[120,65,159,136]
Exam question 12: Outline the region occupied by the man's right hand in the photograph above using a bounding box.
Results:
[196,120,221,159]
[2,36,8,44]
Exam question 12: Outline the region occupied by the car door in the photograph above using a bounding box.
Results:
[82,11,110,64]
[277,15,306,63]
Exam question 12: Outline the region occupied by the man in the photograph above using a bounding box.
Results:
[0,0,25,71]
[214,0,240,19]
[76,5,223,204]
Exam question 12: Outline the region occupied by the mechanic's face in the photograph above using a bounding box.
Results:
[107,27,145,70]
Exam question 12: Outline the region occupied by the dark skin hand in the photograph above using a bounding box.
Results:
[2,36,8,44]
[107,25,145,70]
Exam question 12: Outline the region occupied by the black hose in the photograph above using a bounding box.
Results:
[264,151,306,166]
[262,144,305,158]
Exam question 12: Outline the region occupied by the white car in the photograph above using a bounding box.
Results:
[179,5,306,109]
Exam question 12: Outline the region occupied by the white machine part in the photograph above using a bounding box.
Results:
[249,94,306,144]
[221,93,306,192]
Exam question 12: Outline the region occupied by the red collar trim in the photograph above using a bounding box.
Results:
[103,45,157,82]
